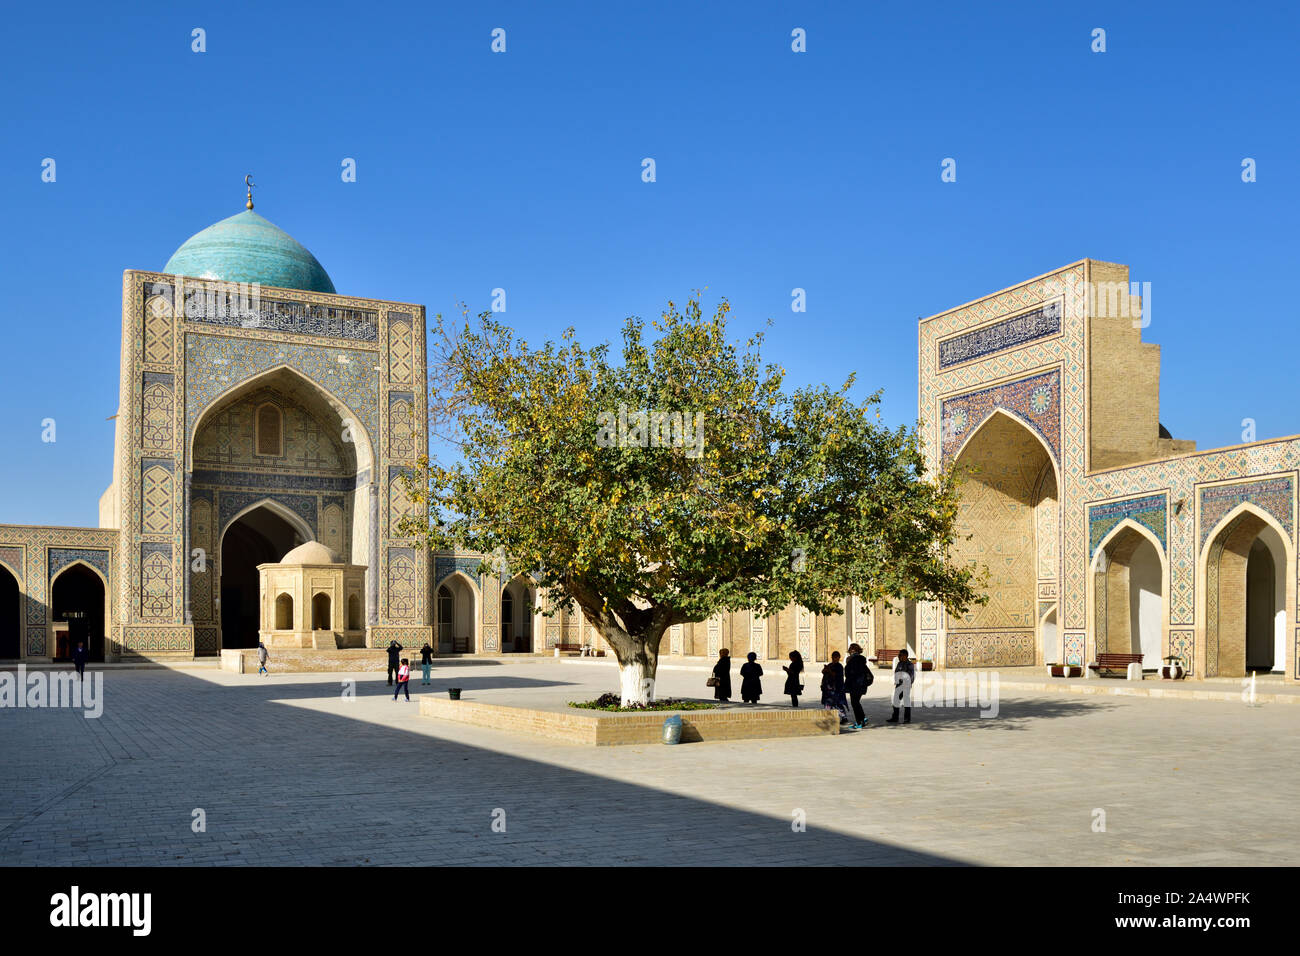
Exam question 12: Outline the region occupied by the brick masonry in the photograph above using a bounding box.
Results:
[417,696,841,745]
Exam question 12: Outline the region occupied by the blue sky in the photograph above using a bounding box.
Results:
[1,0,1296,525]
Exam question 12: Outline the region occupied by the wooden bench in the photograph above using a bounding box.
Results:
[868,648,903,667]
[556,643,605,657]
[452,636,469,653]
[1088,652,1143,677]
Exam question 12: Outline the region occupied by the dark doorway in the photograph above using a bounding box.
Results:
[51,564,105,662]
[220,506,303,650]
[1246,538,1277,672]
[0,565,20,659]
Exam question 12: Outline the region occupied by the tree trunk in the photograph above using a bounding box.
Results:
[598,625,664,706]
[618,655,656,706]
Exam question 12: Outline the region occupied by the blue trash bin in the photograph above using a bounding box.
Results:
[662,714,682,745]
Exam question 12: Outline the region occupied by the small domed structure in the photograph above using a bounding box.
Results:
[163,209,336,294]
[279,541,343,566]
[258,541,366,649]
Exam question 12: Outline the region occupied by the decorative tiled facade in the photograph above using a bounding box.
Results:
[937,300,1062,370]
[4,239,1296,682]
[1088,494,1168,558]
[0,253,436,660]
[941,369,1062,467]
[920,259,1299,680]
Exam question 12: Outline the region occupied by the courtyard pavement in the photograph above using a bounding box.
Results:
[1,658,1295,866]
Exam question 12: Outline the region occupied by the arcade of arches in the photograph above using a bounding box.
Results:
[3,233,1297,681]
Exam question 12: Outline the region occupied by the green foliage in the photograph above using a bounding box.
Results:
[399,295,985,664]
[569,694,715,712]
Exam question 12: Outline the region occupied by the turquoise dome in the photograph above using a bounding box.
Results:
[163,209,336,294]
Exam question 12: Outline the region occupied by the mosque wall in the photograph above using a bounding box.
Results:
[96,270,434,659]
[917,257,1299,681]
[0,525,119,660]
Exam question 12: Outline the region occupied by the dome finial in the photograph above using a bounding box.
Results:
[244,173,255,210]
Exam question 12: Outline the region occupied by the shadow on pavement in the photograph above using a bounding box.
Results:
[0,667,971,866]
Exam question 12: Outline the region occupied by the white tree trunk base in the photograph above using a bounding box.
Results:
[619,660,656,706]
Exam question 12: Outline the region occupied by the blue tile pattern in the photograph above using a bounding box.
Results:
[938,301,1061,369]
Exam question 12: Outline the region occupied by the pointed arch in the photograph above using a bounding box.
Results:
[434,569,480,654]
[1200,501,1293,678]
[254,400,285,457]
[1199,501,1292,566]
[216,502,309,651]
[945,407,1054,666]
[1091,516,1167,572]
[218,498,314,549]
[952,406,1060,487]
[501,573,537,653]
[187,363,374,472]
[49,561,109,663]
[49,557,109,592]
[1089,518,1168,665]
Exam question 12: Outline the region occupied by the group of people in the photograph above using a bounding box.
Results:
[251,638,437,699]
[710,644,916,727]
[386,640,435,700]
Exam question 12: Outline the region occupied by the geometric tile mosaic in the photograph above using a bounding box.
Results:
[1088,493,1167,558]
[1197,475,1294,551]
[48,548,111,585]
[941,369,1061,468]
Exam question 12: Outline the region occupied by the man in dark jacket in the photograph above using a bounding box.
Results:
[386,640,404,685]
[72,640,89,679]
[843,643,873,728]
[886,648,916,724]
[419,642,434,685]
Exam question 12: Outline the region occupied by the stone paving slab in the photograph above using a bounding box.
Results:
[1,659,1296,866]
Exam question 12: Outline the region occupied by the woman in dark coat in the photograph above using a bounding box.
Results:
[820,650,850,724]
[739,651,763,704]
[782,650,804,708]
[712,648,732,702]
[843,643,873,728]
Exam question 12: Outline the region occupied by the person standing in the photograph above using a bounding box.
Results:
[739,651,763,704]
[257,640,270,676]
[843,643,873,729]
[782,650,805,708]
[386,639,403,686]
[711,648,732,703]
[821,651,850,724]
[886,648,917,725]
[419,641,434,685]
[71,640,88,680]
[393,658,411,701]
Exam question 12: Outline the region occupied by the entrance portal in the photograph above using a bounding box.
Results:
[50,564,105,662]
[1093,525,1165,666]
[947,411,1054,667]
[1204,509,1287,677]
[501,576,534,653]
[436,573,477,653]
[220,505,304,650]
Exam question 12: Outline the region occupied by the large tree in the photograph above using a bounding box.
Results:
[399,297,984,704]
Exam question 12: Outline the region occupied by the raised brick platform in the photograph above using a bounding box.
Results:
[221,648,394,673]
[418,695,840,745]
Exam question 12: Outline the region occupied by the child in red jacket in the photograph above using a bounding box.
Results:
[393,659,411,701]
